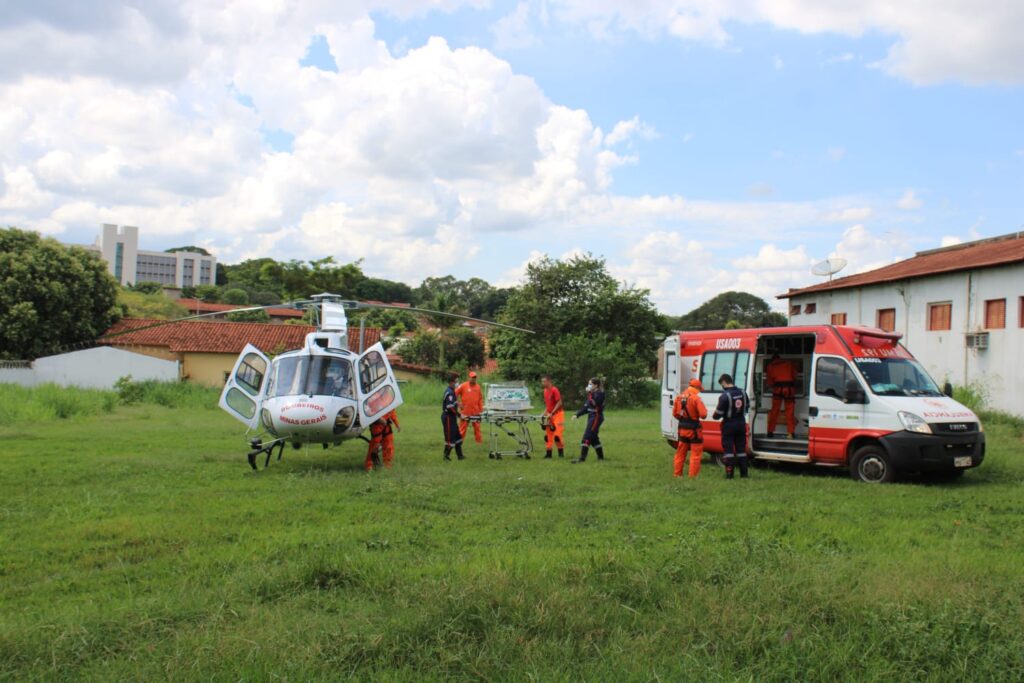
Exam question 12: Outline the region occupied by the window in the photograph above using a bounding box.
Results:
[663,352,678,391]
[804,303,817,314]
[831,313,847,325]
[927,302,952,331]
[234,352,267,395]
[268,356,353,398]
[815,357,861,401]
[984,299,1005,329]
[790,304,801,316]
[851,357,941,397]
[876,308,896,332]
[359,350,390,394]
[699,351,751,392]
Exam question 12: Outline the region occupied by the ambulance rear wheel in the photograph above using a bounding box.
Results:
[850,445,895,483]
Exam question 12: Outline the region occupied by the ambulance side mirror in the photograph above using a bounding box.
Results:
[943,382,953,398]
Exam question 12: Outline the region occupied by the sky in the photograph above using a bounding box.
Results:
[1,1,1022,314]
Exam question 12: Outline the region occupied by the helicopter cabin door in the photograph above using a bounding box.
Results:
[219,344,270,430]
[355,342,404,426]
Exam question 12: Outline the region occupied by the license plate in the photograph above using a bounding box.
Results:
[954,456,972,468]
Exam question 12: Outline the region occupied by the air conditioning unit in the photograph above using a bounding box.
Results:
[965,332,989,350]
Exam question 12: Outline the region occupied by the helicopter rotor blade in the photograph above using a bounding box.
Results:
[348,302,534,334]
[98,302,310,341]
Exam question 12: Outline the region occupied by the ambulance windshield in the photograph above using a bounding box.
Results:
[851,357,942,397]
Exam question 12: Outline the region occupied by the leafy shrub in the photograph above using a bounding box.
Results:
[221,288,250,305]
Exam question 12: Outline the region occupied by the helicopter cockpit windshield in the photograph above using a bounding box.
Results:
[269,355,354,399]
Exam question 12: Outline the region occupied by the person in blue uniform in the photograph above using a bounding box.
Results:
[572,377,605,463]
[441,371,465,461]
[713,373,750,479]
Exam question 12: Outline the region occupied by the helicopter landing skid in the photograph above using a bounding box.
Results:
[247,437,287,470]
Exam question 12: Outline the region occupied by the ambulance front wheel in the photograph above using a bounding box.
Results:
[850,445,895,483]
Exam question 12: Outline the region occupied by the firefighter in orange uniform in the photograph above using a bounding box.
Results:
[366,410,400,471]
[540,375,565,458]
[380,410,400,468]
[766,354,797,438]
[673,378,708,478]
[456,371,484,444]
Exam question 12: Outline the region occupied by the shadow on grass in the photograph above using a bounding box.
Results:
[761,459,989,488]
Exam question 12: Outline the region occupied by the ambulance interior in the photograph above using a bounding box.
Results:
[750,334,815,456]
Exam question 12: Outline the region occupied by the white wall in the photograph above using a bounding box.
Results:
[0,347,179,389]
[787,263,1023,415]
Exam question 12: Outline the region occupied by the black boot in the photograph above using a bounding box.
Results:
[444,446,452,461]
[455,444,465,460]
[558,448,564,458]
[595,446,604,461]
[572,447,588,464]
[738,456,749,478]
[544,450,552,459]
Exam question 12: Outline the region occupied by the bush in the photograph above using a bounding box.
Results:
[115,376,220,409]
[227,308,270,323]
[953,383,987,413]
[0,383,118,423]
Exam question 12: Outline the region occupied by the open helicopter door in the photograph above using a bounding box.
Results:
[355,342,404,426]
[219,344,271,430]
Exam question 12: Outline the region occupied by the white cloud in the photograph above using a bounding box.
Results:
[604,116,657,146]
[548,1,1024,85]
[897,189,923,210]
[825,206,873,223]
[830,224,911,274]
[773,55,784,70]
[940,235,962,247]
[491,2,538,51]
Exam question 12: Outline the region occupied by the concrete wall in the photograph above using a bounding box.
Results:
[788,263,1023,415]
[182,352,235,387]
[0,347,179,389]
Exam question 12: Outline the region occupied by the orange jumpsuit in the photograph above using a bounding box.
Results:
[365,410,399,470]
[766,358,797,436]
[456,381,484,444]
[673,387,708,478]
[543,385,565,454]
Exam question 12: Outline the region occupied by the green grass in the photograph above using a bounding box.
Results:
[1,385,1023,681]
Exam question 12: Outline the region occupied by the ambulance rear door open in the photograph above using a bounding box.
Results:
[660,336,681,438]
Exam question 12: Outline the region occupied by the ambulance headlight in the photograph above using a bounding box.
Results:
[898,411,932,435]
[333,407,355,435]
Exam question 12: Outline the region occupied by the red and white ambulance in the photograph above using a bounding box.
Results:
[660,325,985,482]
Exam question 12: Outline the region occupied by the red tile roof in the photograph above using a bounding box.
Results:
[101,319,381,355]
[177,298,305,318]
[780,232,1024,299]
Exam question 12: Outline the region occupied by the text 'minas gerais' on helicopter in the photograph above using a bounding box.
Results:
[215,294,532,470]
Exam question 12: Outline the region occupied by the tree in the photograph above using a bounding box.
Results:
[490,254,666,406]
[118,290,189,320]
[415,275,508,319]
[0,228,121,359]
[128,281,165,295]
[165,245,211,256]
[354,277,414,303]
[400,327,485,370]
[221,288,249,305]
[671,291,787,331]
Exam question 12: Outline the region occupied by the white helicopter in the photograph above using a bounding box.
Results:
[215,294,530,469]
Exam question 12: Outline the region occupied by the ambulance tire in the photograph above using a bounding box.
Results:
[850,445,895,483]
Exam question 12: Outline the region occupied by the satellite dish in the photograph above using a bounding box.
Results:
[811,257,848,281]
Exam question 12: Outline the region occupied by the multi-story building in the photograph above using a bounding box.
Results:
[83,224,217,288]
[779,232,1024,416]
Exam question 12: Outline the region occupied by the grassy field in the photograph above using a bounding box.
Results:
[2,382,1023,681]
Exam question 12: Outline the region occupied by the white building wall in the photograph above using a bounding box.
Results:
[0,347,180,389]
[87,224,216,287]
[788,263,1023,415]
